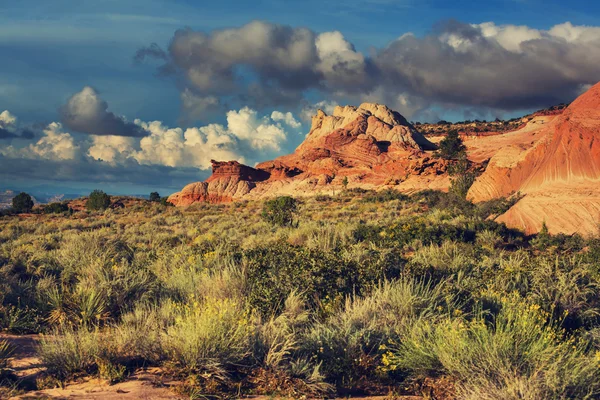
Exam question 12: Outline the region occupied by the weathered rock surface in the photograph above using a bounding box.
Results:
[468,82,600,235]
[169,85,600,237]
[168,103,449,206]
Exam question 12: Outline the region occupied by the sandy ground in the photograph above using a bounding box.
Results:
[2,334,420,400]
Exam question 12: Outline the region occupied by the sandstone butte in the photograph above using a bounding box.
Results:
[169,82,600,236]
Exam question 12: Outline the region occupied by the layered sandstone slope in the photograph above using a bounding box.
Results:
[169,103,449,205]
[468,82,600,235]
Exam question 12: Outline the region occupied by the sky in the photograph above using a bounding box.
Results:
[1,0,600,196]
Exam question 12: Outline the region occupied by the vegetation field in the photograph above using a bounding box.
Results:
[1,189,600,399]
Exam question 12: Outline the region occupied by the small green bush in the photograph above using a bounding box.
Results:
[86,190,111,211]
[149,192,161,202]
[12,192,34,213]
[44,202,70,214]
[261,196,297,227]
[437,130,466,160]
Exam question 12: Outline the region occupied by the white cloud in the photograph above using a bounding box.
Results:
[88,135,137,164]
[315,31,366,85]
[29,123,80,161]
[0,110,17,127]
[271,111,302,129]
[1,122,80,160]
[226,107,288,151]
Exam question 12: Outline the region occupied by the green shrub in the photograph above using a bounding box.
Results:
[244,243,400,316]
[261,196,298,227]
[12,192,34,213]
[164,298,251,375]
[149,192,160,202]
[384,295,600,399]
[437,130,466,160]
[86,190,111,211]
[44,202,70,214]
[39,328,102,379]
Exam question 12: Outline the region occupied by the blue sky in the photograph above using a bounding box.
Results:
[1,0,600,195]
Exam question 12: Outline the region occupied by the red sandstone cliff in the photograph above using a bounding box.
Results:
[168,103,449,205]
[468,82,600,235]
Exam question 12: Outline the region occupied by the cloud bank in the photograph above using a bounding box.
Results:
[137,20,600,117]
[1,104,302,189]
[60,87,149,137]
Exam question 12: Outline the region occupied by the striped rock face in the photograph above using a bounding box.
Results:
[468,82,600,235]
[168,103,450,206]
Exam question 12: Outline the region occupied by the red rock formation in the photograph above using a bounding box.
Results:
[168,102,449,206]
[207,160,270,182]
[468,82,600,235]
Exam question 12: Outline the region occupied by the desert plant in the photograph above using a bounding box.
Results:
[261,196,298,227]
[43,202,69,214]
[437,129,466,160]
[12,192,34,213]
[149,192,161,202]
[86,190,111,211]
[164,298,251,376]
[383,295,600,399]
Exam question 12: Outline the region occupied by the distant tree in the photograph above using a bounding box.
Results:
[341,176,349,190]
[262,196,298,227]
[44,202,69,214]
[149,192,161,202]
[86,190,111,211]
[12,192,34,213]
[437,129,466,160]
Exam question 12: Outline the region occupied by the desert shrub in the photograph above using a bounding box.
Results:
[164,297,251,375]
[86,190,111,211]
[529,257,600,331]
[384,295,600,399]
[261,196,298,227]
[0,304,42,333]
[39,328,103,379]
[159,197,173,206]
[43,202,69,214]
[244,243,400,316]
[0,339,13,372]
[409,241,475,279]
[301,278,454,385]
[149,192,160,202]
[12,192,34,213]
[436,130,466,160]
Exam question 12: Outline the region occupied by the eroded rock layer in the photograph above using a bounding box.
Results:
[468,82,600,235]
[169,103,449,205]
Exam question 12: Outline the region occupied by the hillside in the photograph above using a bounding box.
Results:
[169,85,600,236]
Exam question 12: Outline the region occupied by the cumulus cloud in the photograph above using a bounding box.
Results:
[129,107,293,169]
[1,107,302,190]
[60,86,148,137]
[136,21,368,113]
[271,111,302,128]
[139,20,600,115]
[88,135,137,164]
[0,110,35,140]
[1,122,80,160]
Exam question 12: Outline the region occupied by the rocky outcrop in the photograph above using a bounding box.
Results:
[468,82,600,235]
[168,103,450,206]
